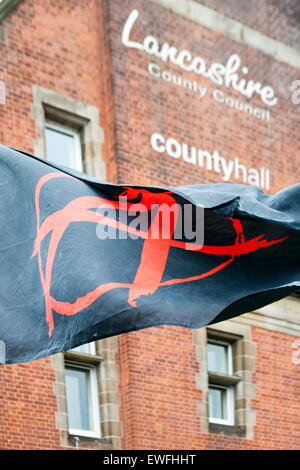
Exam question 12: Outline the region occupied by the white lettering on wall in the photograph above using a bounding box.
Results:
[122,9,278,107]
[150,133,270,190]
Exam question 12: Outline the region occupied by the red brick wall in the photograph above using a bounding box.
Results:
[117,327,300,450]
[109,0,300,192]
[0,0,117,180]
[0,0,299,450]
[0,0,116,450]
[118,326,203,450]
[250,328,300,449]
[0,358,61,449]
[111,0,300,450]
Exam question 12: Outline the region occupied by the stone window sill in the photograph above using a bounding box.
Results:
[209,422,246,438]
[68,433,114,450]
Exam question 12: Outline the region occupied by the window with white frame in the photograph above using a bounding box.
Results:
[64,360,101,438]
[45,121,83,171]
[207,340,235,426]
[64,341,102,438]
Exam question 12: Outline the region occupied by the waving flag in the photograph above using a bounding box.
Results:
[0,144,299,364]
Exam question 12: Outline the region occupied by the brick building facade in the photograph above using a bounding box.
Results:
[0,0,299,450]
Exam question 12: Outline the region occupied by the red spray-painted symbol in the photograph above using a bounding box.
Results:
[31,172,287,337]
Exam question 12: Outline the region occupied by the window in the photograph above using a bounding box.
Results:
[64,342,101,438]
[32,86,105,180]
[45,121,83,171]
[207,342,232,375]
[65,362,100,438]
[207,340,236,426]
[194,325,256,438]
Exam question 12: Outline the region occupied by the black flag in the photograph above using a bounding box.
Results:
[0,145,299,364]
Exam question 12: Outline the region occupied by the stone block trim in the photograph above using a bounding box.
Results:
[50,337,121,450]
[193,320,257,439]
[32,85,105,180]
[97,337,121,449]
[192,328,209,433]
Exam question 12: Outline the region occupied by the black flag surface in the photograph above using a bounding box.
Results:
[0,144,299,364]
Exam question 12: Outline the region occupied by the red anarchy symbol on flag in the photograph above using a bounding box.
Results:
[32,172,287,337]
